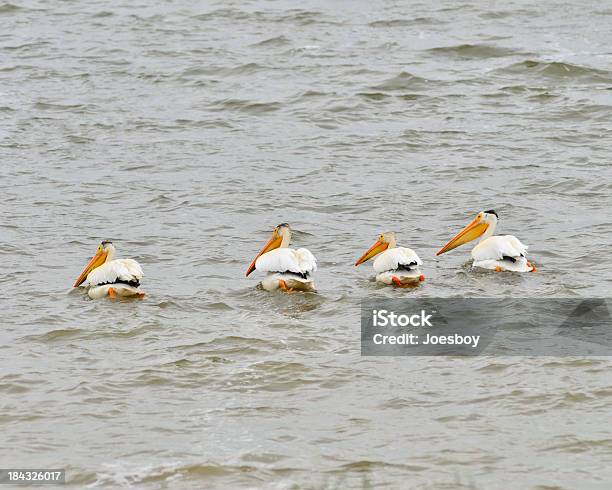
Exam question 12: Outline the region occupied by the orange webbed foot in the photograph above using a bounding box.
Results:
[108,287,117,298]
[494,266,504,272]
[278,279,295,293]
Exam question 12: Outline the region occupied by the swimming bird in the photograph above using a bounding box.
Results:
[73,241,145,299]
[436,210,536,272]
[355,231,424,287]
[245,223,316,292]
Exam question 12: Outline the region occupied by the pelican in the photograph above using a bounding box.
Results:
[436,210,536,272]
[245,223,316,292]
[73,241,145,299]
[355,232,424,287]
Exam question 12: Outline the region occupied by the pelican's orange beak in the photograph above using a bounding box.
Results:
[436,216,489,256]
[355,238,389,266]
[73,248,108,287]
[246,230,283,276]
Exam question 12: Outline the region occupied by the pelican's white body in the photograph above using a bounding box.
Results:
[81,257,144,299]
[471,235,533,272]
[373,247,423,285]
[255,247,317,292]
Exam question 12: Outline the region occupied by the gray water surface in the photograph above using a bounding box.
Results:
[2,1,612,488]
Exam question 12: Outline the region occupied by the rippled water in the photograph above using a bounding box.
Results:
[2,1,612,488]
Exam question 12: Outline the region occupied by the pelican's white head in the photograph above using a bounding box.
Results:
[480,210,498,228]
[275,223,292,247]
[355,231,396,266]
[73,240,115,287]
[436,210,498,256]
[100,240,116,260]
[246,223,292,276]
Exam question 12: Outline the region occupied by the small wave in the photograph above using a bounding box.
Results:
[0,383,30,394]
[479,9,544,19]
[92,461,256,487]
[250,35,291,48]
[92,10,114,18]
[369,17,436,27]
[0,64,33,72]
[273,9,330,26]
[228,360,319,392]
[427,43,526,59]
[193,8,250,22]
[286,90,329,105]
[66,134,95,144]
[357,92,390,101]
[476,362,514,373]
[147,194,174,205]
[498,60,612,82]
[169,336,282,356]
[33,101,92,113]
[526,91,558,101]
[479,10,514,19]
[220,62,266,76]
[179,63,267,78]
[88,324,159,340]
[209,98,281,114]
[202,301,233,311]
[337,460,427,473]
[178,66,217,77]
[542,436,612,454]
[3,41,51,51]
[23,328,84,342]
[0,3,20,13]
[371,71,430,91]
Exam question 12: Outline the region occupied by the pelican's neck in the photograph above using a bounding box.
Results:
[479,220,496,242]
[280,232,291,248]
[387,236,397,249]
[105,246,116,262]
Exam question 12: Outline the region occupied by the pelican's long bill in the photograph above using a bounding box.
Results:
[355,238,389,266]
[73,248,108,287]
[246,229,283,276]
[436,216,489,256]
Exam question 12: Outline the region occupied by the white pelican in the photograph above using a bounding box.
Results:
[436,210,536,272]
[73,241,145,299]
[245,223,316,292]
[355,232,425,287]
